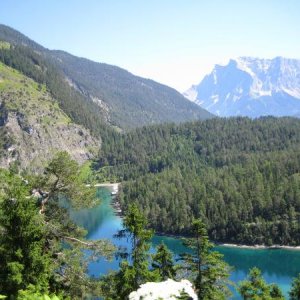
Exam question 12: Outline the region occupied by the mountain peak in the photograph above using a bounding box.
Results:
[184,56,300,117]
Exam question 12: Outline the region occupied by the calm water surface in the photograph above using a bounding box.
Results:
[71,188,300,299]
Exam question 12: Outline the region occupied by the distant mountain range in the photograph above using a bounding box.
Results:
[0,24,212,131]
[184,57,300,118]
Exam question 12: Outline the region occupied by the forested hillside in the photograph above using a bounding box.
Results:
[0,24,212,131]
[49,50,213,129]
[97,117,300,245]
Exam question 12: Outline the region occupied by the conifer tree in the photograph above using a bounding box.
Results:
[0,171,50,296]
[238,267,284,299]
[101,203,154,299]
[289,274,300,300]
[180,219,231,300]
[152,243,176,280]
[0,153,114,299]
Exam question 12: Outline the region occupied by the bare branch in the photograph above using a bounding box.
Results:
[63,236,98,248]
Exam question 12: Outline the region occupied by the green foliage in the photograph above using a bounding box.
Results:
[17,285,61,300]
[0,41,10,49]
[238,267,284,299]
[180,219,231,299]
[270,284,284,299]
[101,204,154,299]
[0,153,115,299]
[42,151,97,209]
[77,161,95,184]
[176,290,193,299]
[0,171,50,296]
[99,117,300,245]
[35,152,114,299]
[121,204,154,292]
[152,243,176,280]
[289,274,300,300]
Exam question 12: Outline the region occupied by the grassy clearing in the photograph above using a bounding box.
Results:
[0,41,10,49]
[0,62,70,125]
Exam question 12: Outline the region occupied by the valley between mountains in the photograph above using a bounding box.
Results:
[1,23,300,299]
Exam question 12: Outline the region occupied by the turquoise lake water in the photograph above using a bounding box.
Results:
[71,187,300,299]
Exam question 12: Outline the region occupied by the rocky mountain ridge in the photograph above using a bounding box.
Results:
[184,56,300,117]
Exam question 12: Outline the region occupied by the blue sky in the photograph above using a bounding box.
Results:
[1,0,300,91]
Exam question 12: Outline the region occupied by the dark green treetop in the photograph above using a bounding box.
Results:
[0,170,50,296]
[180,219,232,300]
[289,274,300,300]
[152,243,177,280]
[238,267,284,300]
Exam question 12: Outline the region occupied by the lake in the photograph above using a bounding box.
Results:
[71,187,300,299]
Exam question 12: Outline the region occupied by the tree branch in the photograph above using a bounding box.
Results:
[63,236,98,248]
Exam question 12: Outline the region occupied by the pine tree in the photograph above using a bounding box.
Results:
[289,274,300,300]
[238,267,284,299]
[152,243,176,280]
[0,153,115,299]
[35,152,114,298]
[0,171,50,296]
[180,219,231,300]
[102,203,153,299]
[123,203,154,287]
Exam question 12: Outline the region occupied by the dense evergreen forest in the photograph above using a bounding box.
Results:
[97,117,300,245]
[49,50,212,129]
[2,155,298,299]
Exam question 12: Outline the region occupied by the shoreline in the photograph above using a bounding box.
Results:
[154,232,300,251]
[92,185,300,251]
[219,243,300,251]
[94,183,122,215]
[94,182,120,190]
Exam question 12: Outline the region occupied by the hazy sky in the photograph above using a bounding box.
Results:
[1,0,300,91]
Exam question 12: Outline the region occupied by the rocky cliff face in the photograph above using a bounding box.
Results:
[184,57,300,117]
[0,62,99,171]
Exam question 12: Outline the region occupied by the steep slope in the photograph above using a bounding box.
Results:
[49,50,213,129]
[184,57,300,117]
[0,24,213,130]
[0,62,99,171]
[0,29,114,140]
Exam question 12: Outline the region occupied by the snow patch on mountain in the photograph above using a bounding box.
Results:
[183,85,198,101]
[184,57,300,117]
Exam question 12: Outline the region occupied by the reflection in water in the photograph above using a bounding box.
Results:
[216,246,300,278]
[71,188,300,299]
[70,188,119,236]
